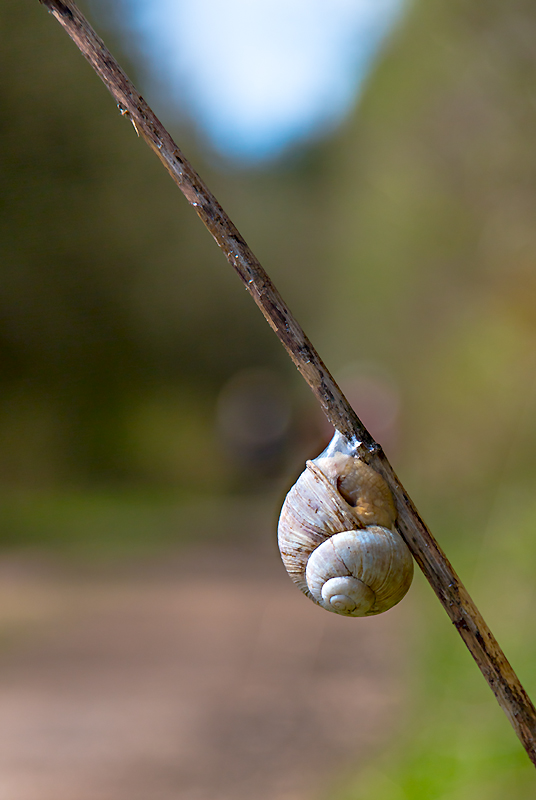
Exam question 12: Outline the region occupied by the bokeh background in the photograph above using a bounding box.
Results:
[2,0,536,798]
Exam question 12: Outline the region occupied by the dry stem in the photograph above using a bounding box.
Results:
[39,0,536,766]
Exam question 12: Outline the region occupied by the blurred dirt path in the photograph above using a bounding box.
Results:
[0,542,408,800]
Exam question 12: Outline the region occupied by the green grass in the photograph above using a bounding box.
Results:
[334,709,535,800]
[331,537,536,800]
[0,487,275,560]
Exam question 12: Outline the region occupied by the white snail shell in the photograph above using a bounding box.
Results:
[278,452,413,617]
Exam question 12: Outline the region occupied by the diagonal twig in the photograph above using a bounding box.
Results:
[38,0,536,765]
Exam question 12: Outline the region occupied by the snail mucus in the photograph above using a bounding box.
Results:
[277,435,413,617]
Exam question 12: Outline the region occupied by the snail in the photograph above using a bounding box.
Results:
[277,444,413,617]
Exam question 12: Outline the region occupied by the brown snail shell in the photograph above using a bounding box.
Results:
[278,452,413,617]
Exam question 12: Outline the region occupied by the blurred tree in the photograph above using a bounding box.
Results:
[324,0,536,527]
[3,0,536,793]
[321,1,536,795]
[0,0,334,488]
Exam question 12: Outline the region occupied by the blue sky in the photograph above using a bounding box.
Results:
[118,0,406,163]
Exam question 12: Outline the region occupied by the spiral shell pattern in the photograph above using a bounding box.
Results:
[278,453,413,617]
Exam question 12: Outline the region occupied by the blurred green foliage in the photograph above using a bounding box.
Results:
[0,0,327,491]
[325,0,536,795]
[2,0,536,795]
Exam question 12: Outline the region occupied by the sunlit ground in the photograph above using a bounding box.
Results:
[0,495,409,800]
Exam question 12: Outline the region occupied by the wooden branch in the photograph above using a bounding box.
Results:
[39,0,536,765]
